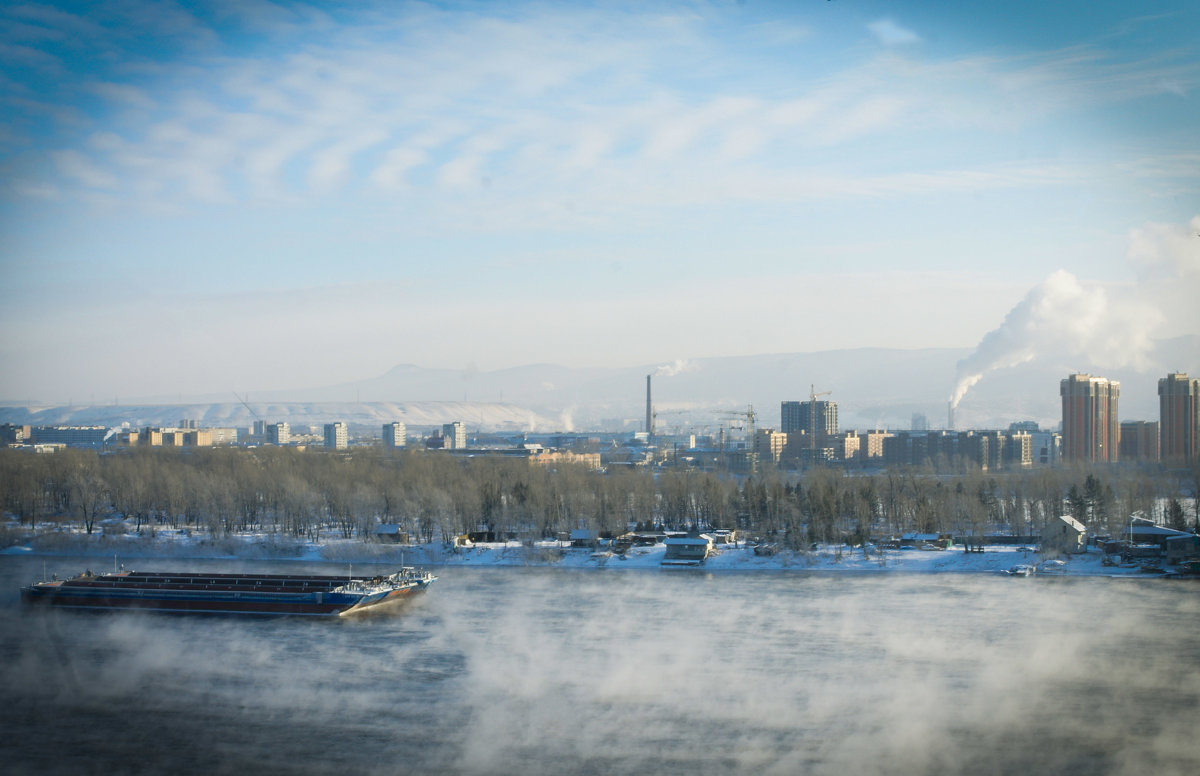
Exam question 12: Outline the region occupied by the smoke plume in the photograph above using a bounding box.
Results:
[655,359,693,378]
[951,214,1200,408]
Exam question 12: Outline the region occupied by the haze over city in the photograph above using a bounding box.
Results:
[2,0,1198,415]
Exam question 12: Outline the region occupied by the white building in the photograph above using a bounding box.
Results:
[383,422,407,449]
[1042,515,1086,556]
[443,421,467,450]
[266,422,290,445]
[324,422,349,450]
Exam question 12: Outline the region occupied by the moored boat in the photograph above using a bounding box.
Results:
[21,567,436,617]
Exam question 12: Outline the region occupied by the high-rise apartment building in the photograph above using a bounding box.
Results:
[324,422,349,450]
[442,422,467,450]
[1060,373,1120,462]
[1159,373,1199,462]
[382,422,407,449]
[861,431,892,459]
[1006,431,1034,469]
[781,400,838,438]
[266,422,290,446]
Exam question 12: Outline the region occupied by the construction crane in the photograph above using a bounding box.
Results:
[808,384,832,461]
[651,407,692,436]
[233,391,263,427]
[716,404,758,475]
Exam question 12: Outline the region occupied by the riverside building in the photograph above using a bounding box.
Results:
[1159,373,1199,462]
[1061,373,1120,463]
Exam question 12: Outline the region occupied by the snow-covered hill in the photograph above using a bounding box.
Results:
[0,401,556,433]
[3,337,1195,433]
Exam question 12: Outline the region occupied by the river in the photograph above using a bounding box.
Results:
[1,556,1197,775]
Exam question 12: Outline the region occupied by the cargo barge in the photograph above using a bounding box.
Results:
[21,567,436,617]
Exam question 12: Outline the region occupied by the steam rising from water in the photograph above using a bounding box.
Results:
[2,559,1199,776]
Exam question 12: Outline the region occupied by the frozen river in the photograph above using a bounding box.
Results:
[2,556,1198,775]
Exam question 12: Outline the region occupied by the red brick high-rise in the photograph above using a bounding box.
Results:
[1159,373,1199,462]
[1061,373,1120,463]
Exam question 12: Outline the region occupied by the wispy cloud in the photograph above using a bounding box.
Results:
[868,19,921,47]
[1,1,1194,229]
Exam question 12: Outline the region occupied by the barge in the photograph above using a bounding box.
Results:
[21,567,436,617]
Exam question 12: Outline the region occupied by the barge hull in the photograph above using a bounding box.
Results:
[21,569,435,617]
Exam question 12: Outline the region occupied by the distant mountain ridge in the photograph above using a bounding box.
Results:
[0,402,555,434]
[2,339,1196,433]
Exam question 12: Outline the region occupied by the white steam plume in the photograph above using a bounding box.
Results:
[951,269,1160,408]
[952,214,1200,407]
[655,359,693,377]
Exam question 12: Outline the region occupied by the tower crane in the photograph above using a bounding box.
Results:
[233,392,262,424]
[716,404,758,474]
[808,385,832,461]
[651,408,693,437]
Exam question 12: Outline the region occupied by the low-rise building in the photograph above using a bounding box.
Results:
[754,428,788,464]
[662,534,714,566]
[1119,421,1159,461]
[1,424,31,445]
[1042,515,1087,556]
[32,426,110,448]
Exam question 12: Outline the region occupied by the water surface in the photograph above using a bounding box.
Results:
[2,557,1197,775]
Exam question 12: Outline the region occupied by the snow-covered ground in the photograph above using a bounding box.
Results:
[433,540,1158,577]
[0,527,1172,578]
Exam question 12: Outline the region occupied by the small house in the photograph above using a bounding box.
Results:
[900,533,952,550]
[374,524,411,544]
[1042,515,1086,556]
[1128,518,1193,550]
[1165,534,1200,564]
[663,534,714,566]
[610,532,636,554]
[570,529,598,548]
[711,529,737,545]
[466,531,497,543]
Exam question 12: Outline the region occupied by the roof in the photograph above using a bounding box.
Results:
[1055,515,1086,533]
[665,534,713,546]
[1131,523,1192,538]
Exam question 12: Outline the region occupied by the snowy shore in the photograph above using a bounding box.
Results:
[0,528,1173,578]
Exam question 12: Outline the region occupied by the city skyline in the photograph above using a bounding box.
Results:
[2,1,1199,405]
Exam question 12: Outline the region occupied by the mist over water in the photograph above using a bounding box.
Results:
[2,558,1198,776]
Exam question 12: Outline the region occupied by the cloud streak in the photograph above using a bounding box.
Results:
[5,2,1195,218]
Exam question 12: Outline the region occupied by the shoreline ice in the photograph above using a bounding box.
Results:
[0,530,1173,578]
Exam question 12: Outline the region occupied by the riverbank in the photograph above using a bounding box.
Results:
[0,527,1170,577]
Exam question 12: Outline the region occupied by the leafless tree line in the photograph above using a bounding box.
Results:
[1,447,1196,549]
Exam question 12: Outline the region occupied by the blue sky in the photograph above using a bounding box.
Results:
[2,0,1198,402]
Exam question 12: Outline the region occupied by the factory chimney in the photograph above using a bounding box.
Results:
[646,374,653,437]
[947,401,955,431]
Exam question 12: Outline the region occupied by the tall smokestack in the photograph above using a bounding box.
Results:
[947,401,955,431]
[646,375,653,437]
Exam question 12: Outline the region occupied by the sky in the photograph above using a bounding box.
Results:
[1,0,1198,404]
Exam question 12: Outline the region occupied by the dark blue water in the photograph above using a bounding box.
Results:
[2,556,1198,775]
